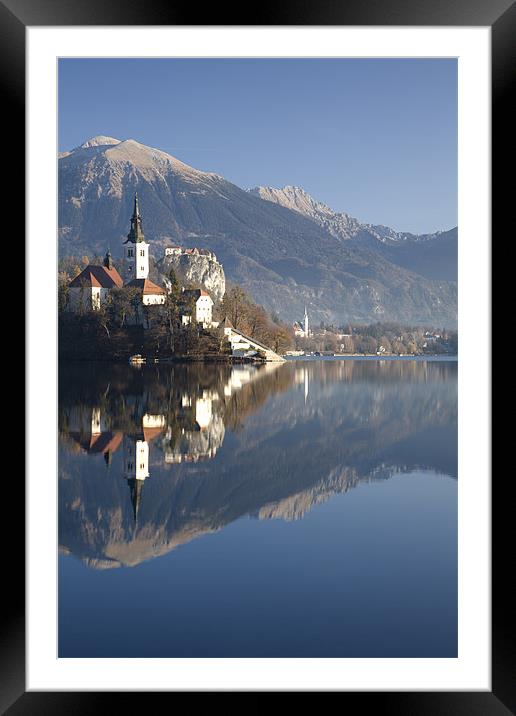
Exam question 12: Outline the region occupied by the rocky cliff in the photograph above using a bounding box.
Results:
[157,250,226,302]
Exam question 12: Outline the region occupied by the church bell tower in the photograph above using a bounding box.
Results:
[304,306,309,337]
[123,434,150,522]
[123,193,149,280]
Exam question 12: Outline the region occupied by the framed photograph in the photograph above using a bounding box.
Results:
[5,0,506,710]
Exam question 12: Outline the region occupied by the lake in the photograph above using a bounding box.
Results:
[58,357,457,657]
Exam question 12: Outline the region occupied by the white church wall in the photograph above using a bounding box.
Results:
[123,437,149,481]
[143,294,166,305]
[68,287,93,312]
[125,240,150,280]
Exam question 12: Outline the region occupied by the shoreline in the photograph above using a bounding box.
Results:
[59,354,458,365]
[285,354,457,361]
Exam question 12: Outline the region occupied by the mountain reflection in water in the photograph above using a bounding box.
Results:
[59,359,457,571]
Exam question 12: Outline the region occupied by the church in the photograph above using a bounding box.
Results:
[293,307,311,338]
[67,194,166,314]
[67,251,124,311]
[122,194,166,305]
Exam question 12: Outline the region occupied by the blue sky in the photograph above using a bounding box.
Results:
[59,58,457,234]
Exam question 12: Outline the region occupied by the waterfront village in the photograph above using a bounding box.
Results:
[58,194,457,363]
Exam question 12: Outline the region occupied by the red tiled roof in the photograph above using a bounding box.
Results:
[69,431,123,455]
[125,278,166,295]
[143,426,165,442]
[69,265,123,289]
[181,288,212,301]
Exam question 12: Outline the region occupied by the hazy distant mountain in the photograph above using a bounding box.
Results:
[248,185,457,282]
[58,136,457,326]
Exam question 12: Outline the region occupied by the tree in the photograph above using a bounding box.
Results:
[96,297,112,339]
[167,267,181,301]
[268,325,293,354]
[110,287,140,327]
[379,336,392,354]
[58,273,70,313]
[356,335,377,354]
[221,286,250,330]
[163,273,182,353]
[247,305,269,339]
[142,304,152,330]
[340,336,355,353]
[130,290,142,326]
[323,333,339,353]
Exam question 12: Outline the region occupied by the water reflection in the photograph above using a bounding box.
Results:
[59,359,457,569]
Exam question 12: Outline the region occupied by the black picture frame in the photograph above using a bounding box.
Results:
[4,0,504,711]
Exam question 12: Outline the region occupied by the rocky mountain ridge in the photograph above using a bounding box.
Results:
[249,185,457,281]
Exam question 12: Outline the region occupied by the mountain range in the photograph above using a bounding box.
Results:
[58,136,457,327]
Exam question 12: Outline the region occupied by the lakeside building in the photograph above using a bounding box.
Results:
[67,251,123,312]
[65,404,123,465]
[180,288,216,328]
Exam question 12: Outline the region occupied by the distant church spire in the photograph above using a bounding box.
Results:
[124,192,145,244]
[304,306,309,337]
[104,248,113,270]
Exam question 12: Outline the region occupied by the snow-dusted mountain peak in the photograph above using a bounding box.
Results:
[78,136,122,149]
[249,185,342,219]
[248,184,359,241]
[61,136,223,186]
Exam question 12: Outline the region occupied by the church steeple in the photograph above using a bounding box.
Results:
[125,192,145,244]
[123,193,150,280]
[304,306,309,337]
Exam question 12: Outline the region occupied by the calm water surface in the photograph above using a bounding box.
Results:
[58,358,457,657]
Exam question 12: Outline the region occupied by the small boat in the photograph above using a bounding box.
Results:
[129,354,146,365]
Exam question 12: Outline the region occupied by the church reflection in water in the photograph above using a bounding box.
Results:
[59,359,457,569]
